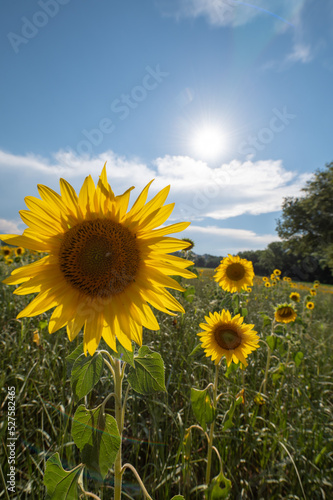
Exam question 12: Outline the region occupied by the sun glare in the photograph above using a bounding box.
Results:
[191,124,226,161]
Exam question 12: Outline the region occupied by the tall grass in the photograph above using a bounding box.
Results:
[0,261,332,499]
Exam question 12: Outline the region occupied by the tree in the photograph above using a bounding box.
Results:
[276,162,333,272]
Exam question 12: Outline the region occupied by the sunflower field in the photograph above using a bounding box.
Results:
[0,170,332,500]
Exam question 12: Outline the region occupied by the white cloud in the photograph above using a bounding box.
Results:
[286,43,313,63]
[0,219,21,234]
[153,156,312,220]
[0,149,311,224]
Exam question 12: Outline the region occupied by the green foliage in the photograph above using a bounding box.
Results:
[190,388,216,429]
[70,352,104,402]
[1,259,333,499]
[277,162,333,272]
[128,345,166,394]
[71,405,120,479]
[44,453,83,500]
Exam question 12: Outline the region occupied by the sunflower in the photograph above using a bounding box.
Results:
[1,165,196,355]
[214,255,254,293]
[273,269,281,276]
[181,237,194,251]
[310,288,317,296]
[1,246,12,257]
[274,304,297,324]
[306,302,315,310]
[270,274,276,280]
[15,246,25,256]
[5,258,14,265]
[271,279,277,286]
[289,292,300,302]
[262,277,269,282]
[313,281,320,287]
[198,309,259,367]
[265,282,271,288]
[283,276,289,282]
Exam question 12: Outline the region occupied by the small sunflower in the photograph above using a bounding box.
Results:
[265,282,271,288]
[181,237,194,251]
[283,276,289,282]
[273,269,281,276]
[274,303,297,324]
[262,277,269,282]
[15,247,25,256]
[198,309,259,367]
[1,246,12,257]
[5,258,14,265]
[214,254,254,293]
[270,274,276,280]
[289,292,300,302]
[306,302,315,310]
[271,279,277,286]
[1,165,196,355]
[313,283,319,289]
[310,288,317,296]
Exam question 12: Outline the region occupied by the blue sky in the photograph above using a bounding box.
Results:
[1,0,332,256]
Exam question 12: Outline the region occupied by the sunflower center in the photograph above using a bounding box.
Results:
[278,307,293,318]
[59,218,140,298]
[214,326,242,350]
[226,263,245,282]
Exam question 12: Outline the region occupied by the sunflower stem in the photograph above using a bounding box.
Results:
[205,362,220,487]
[113,358,124,500]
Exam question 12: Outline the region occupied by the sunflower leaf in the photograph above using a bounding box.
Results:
[44,452,82,499]
[208,469,232,499]
[170,496,186,500]
[222,395,243,431]
[66,343,84,370]
[127,346,166,394]
[294,351,304,367]
[190,388,216,430]
[71,352,104,401]
[71,405,120,480]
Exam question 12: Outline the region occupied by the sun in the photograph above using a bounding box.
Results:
[191,124,226,161]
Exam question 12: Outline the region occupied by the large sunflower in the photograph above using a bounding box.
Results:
[214,254,254,293]
[198,309,259,367]
[274,304,297,324]
[1,165,196,355]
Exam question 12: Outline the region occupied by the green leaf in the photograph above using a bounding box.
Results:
[241,307,248,318]
[294,351,304,367]
[38,319,48,331]
[66,343,84,368]
[44,452,82,499]
[183,286,195,303]
[266,335,277,351]
[128,346,166,394]
[224,361,239,379]
[72,405,121,479]
[222,395,243,431]
[170,496,186,500]
[232,294,239,313]
[191,388,216,429]
[189,343,204,357]
[209,470,232,499]
[71,353,104,401]
[260,313,272,328]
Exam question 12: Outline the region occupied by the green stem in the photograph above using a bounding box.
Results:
[114,359,124,500]
[262,345,272,397]
[205,362,219,486]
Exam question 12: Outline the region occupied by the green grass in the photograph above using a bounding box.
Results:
[0,259,333,499]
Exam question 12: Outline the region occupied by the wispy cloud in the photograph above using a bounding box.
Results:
[159,0,297,28]
[185,225,280,254]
